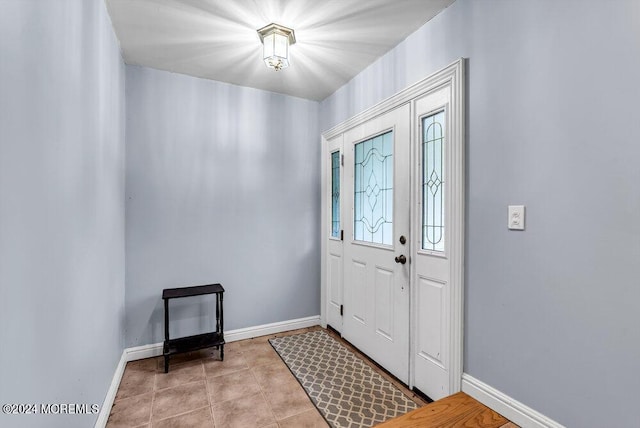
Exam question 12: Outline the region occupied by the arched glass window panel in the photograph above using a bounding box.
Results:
[354,131,393,245]
[422,111,445,252]
[331,151,341,238]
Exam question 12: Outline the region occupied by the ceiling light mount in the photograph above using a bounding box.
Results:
[257,23,296,71]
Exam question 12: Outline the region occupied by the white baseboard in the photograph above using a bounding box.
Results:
[224,315,321,342]
[94,352,127,428]
[95,315,321,427]
[125,315,322,361]
[122,341,165,362]
[461,373,565,428]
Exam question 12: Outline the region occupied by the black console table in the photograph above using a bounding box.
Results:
[162,283,225,373]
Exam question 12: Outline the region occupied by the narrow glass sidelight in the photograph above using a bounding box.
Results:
[331,151,341,238]
[422,111,445,252]
[354,131,393,245]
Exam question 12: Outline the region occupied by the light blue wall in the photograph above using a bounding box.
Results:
[0,1,126,427]
[321,1,640,426]
[125,66,320,347]
[3,1,639,426]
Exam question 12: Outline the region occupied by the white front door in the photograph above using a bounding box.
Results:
[342,104,411,383]
[322,59,465,400]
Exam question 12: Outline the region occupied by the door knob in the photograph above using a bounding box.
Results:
[394,255,407,264]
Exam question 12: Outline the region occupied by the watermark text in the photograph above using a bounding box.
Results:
[2,403,99,415]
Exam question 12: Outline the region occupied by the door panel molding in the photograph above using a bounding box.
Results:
[374,265,394,340]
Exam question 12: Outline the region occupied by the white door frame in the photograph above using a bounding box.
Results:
[321,58,465,394]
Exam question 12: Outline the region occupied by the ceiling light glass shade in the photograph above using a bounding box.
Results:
[257,23,296,71]
[263,31,289,70]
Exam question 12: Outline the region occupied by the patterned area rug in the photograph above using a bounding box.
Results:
[269,330,418,428]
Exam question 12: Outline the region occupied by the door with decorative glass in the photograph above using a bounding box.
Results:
[325,135,344,331]
[411,84,461,400]
[342,104,411,383]
[322,60,465,402]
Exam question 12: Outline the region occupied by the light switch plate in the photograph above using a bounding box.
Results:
[508,205,525,230]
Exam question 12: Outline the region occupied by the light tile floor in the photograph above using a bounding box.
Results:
[107,327,513,428]
[108,327,331,427]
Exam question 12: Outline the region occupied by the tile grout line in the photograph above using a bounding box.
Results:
[150,375,210,424]
[201,358,217,427]
[231,339,277,426]
[148,363,157,426]
[275,406,319,425]
[152,405,212,425]
[251,362,280,426]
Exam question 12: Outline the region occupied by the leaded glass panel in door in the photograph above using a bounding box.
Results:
[422,111,445,252]
[354,131,393,245]
[331,151,340,238]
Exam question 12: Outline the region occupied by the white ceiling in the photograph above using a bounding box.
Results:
[106,0,454,101]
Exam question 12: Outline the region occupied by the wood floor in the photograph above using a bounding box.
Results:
[378,392,516,428]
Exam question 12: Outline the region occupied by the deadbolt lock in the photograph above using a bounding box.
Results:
[399,235,406,245]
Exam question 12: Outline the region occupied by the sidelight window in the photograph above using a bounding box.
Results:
[422,111,445,252]
[331,151,341,238]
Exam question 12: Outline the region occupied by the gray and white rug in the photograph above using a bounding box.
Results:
[269,330,419,428]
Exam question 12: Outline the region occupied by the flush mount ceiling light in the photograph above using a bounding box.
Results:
[257,23,296,71]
